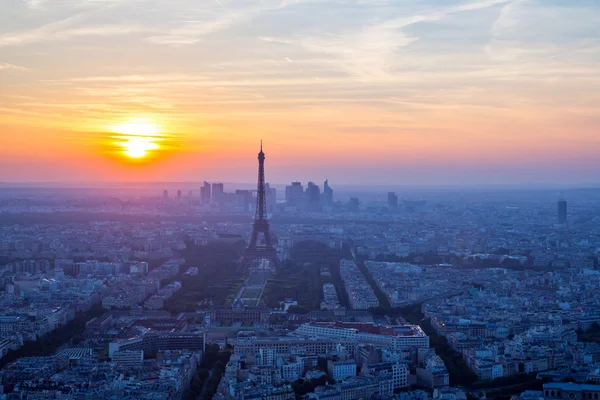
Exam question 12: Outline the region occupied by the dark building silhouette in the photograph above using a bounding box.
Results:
[265,183,276,213]
[163,190,168,199]
[558,199,567,224]
[349,197,360,211]
[200,181,211,204]
[323,179,334,206]
[285,181,303,204]
[212,183,224,199]
[235,189,252,212]
[306,181,321,211]
[241,142,279,270]
[388,192,398,209]
[176,190,182,199]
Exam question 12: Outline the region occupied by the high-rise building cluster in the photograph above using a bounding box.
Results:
[199,181,225,204]
[284,179,334,211]
[160,181,277,214]
[161,182,225,205]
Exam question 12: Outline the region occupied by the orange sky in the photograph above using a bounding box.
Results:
[1,0,599,185]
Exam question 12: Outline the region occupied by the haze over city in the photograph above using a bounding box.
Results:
[2,0,599,185]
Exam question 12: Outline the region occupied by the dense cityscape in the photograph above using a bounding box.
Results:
[0,145,599,400]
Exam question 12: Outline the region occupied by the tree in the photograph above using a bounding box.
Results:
[494,248,510,255]
[317,357,329,372]
[0,306,104,369]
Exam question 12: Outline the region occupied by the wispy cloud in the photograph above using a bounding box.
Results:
[484,0,600,65]
[145,0,316,46]
[214,0,229,12]
[0,62,29,71]
[2,0,155,47]
[21,0,45,10]
[259,36,293,45]
[0,19,152,47]
[287,0,511,80]
[484,0,527,62]
[20,0,141,11]
[56,73,201,83]
[146,15,242,45]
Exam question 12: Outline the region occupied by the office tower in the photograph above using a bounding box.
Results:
[177,190,182,199]
[388,192,398,209]
[235,190,252,212]
[265,183,276,213]
[203,181,211,202]
[285,182,304,204]
[323,179,334,206]
[212,183,224,199]
[558,199,567,224]
[348,197,360,211]
[306,182,321,210]
[241,142,279,270]
[163,190,168,199]
[188,190,193,198]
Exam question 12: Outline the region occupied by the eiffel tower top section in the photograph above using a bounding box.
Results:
[254,140,268,223]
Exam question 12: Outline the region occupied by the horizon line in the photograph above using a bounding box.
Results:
[1,181,599,189]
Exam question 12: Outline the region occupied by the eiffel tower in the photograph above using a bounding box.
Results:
[240,141,280,271]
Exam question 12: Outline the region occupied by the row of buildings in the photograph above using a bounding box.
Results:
[339,260,379,310]
[211,321,449,399]
[2,349,201,399]
[422,266,600,380]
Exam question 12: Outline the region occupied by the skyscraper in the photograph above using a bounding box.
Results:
[235,190,252,212]
[203,181,211,200]
[211,183,224,199]
[306,182,321,211]
[306,182,320,201]
[323,179,334,206]
[200,181,211,205]
[388,192,398,209]
[177,190,182,199]
[163,190,168,199]
[265,183,276,213]
[558,199,567,224]
[285,182,304,204]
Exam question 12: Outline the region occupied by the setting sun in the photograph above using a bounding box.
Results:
[109,120,163,159]
[121,136,160,158]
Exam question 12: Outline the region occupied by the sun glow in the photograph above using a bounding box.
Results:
[121,136,160,158]
[109,120,163,159]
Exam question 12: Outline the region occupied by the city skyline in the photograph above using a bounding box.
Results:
[1,0,600,185]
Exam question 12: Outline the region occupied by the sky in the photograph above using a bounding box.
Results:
[0,0,599,186]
